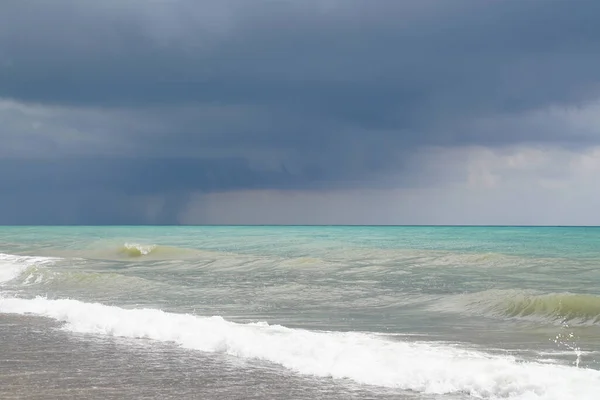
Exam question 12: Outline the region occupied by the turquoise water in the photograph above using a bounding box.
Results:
[3,225,599,257]
[1,226,600,399]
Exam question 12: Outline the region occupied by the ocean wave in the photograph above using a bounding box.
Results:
[13,265,158,292]
[0,252,162,293]
[437,290,600,325]
[119,243,159,257]
[111,243,203,259]
[0,253,60,284]
[1,297,599,399]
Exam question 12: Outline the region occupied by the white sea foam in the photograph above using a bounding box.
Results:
[0,297,599,399]
[122,243,157,256]
[0,253,59,284]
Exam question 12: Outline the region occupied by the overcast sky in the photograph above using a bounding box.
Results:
[1,0,600,225]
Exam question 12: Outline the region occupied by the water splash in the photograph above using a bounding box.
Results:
[551,323,583,368]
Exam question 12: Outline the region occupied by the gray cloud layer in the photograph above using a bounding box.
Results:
[1,0,600,223]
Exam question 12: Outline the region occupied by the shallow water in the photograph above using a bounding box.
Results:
[1,226,600,399]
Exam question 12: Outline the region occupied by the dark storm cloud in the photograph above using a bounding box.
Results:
[0,157,292,225]
[3,1,600,117]
[1,0,600,223]
[0,158,273,194]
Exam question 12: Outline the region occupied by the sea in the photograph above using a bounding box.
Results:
[1,226,599,399]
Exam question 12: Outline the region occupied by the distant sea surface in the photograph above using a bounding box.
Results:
[1,226,600,399]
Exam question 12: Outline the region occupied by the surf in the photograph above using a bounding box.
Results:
[119,243,159,257]
[0,296,599,399]
[0,253,60,284]
[104,242,202,260]
[438,290,600,325]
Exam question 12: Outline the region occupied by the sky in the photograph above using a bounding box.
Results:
[1,0,600,225]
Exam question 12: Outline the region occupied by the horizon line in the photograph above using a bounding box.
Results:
[1,224,599,228]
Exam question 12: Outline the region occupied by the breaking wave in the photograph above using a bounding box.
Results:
[118,243,157,257]
[0,252,161,294]
[0,253,60,284]
[438,290,600,325]
[0,296,599,399]
[115,243,197,259]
